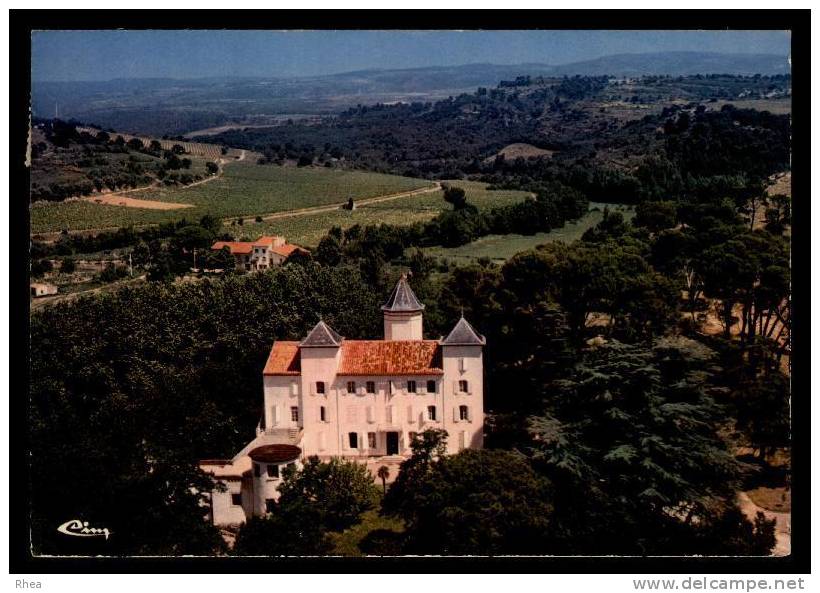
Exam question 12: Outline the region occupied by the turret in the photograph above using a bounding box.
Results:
[441,314,486,452]
[381,274,424,341]
[299,319,343,398]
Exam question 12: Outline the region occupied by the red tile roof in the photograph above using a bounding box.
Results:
[253,236,281,247]
[272,244,307,257]
[211,241,253,255]
[263,341,301,375]
[338,340,443,376]
[263,339,443,376]
[248,444,302,463]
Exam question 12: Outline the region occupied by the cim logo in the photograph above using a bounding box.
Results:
[57,519,112,540]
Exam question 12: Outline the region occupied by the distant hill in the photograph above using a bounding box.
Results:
[550,51,790,77]
[32,52,789,136]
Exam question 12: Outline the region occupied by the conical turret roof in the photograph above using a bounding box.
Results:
[381,273,425,312]
[300,319,343,347]
[441,315,486,346]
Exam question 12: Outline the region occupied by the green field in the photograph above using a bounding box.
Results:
[234,180,532,248]
[425,203,635,263]
[30,161,434,234]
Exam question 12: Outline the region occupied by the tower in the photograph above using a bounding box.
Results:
[441,314,486,453]
[381,274,424,341]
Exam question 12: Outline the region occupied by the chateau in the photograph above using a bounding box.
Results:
[200,275,485,526]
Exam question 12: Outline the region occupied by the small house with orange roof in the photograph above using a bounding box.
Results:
[199,274,485,526]
[210,235,309,271]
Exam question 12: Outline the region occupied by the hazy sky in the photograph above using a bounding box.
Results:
[31,30,791,82]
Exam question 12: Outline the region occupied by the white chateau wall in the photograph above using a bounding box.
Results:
[441,345,484,455]
[210,480,247,526]
[263,376,300,431]
[250,458,301,516]
[383,311,423,341]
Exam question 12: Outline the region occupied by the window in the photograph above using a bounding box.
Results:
[407,380,417,393]
[427,380,436,393]
[347,381,356,394]
[367,432,377,449]
[459,405,469,421]
[459,357,466,372]
[267,464,280,478]
[253,463,261,477]
[427,405,437,421]
[320,406,326,422]
[459,380,469,393]
[290,406,299,422]
[348,432,358,449]
[316,381,325,394]
[231,493,242,506]
[366,381,376,394]
[265,499,276,513]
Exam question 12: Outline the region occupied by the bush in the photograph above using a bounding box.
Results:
[31,259,54,278]
[60,258,76,274]
[98,263,128,283]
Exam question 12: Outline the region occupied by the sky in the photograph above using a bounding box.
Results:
[31,30,791,82]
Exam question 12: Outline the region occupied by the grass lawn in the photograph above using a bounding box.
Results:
[31,161,434,234]
[235,180,532,248]
[327,509,405,557]
[426,202,635,263]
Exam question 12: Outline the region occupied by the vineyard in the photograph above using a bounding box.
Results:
[235,181,533,248]
[30,160,434,234]
[76,127,228,159]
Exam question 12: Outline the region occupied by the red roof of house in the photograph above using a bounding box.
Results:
[271,244,307,258]
[338,340,443,376]
[253,236,281,248]
[248,444,302,463]
[263,341,301,375]
[211,241,253,255]
[263,339,443,376]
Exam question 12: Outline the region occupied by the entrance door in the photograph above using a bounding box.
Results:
[386,432,399,456]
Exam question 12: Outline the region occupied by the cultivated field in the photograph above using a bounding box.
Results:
[425,203,635,262]
[487,143,555,162]
[75,127,228,159]
[30,161,434,234]
[234,180,532,248]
